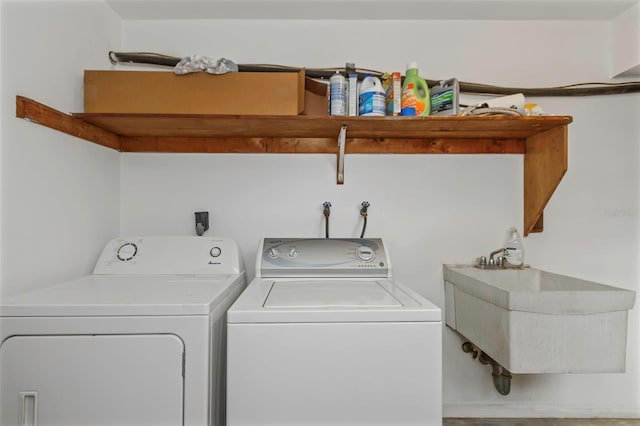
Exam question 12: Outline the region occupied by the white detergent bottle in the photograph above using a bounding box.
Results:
[358,74,386,116]
[504,227,524,267]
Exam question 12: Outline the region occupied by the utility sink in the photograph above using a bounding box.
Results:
[443,265,636,374]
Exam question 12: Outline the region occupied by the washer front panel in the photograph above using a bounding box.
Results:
[227,321,442,426]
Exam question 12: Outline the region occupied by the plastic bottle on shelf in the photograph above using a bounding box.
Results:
[329,71,346,116]
[400,82,417,116]
[401,62,430,116]
[358,74,386,116]
[504,226,524,267]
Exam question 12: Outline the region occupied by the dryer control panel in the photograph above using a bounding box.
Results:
[259,238,390,278]
[94,236,243,275]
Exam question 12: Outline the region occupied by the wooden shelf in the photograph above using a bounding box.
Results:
[16,96,572,235]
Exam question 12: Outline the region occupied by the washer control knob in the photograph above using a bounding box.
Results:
[355,246,375,262]
[116,242,138,262]
[288,247,298,258]
[210,247,222,257]
[268,247,279,258]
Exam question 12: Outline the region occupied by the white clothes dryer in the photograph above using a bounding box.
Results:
[227,238,442,426]
[1,236,246,426]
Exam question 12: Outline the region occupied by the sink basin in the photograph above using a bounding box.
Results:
[443,265,636,374]
[444,266,635,315]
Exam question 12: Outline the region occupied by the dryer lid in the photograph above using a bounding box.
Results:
[0,274,245,317]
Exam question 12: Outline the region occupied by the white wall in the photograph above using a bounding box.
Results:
[120,19,640,417]
[0,1,122,298]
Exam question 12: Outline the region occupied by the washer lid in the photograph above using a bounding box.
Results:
[0,274,245,317]
[227,278,441,323]
[264,281,402,308]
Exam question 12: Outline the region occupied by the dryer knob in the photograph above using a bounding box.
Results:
[210,247,222,257]
[268,247,279,258]
[116,242,138,261]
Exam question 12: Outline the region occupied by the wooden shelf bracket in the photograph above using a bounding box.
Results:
[523,125,568,236]
[15,96,121,151]
[337,125,347,184]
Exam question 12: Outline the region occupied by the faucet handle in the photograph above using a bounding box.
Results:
[478,256,487,268]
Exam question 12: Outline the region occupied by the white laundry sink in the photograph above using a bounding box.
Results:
[443,265,636,374]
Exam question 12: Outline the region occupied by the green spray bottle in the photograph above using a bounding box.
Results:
[401,62,430,116]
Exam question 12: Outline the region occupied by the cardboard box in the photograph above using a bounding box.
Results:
[302,77,329,116]
[84,70,305,115]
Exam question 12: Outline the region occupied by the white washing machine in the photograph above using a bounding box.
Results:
[0,236,246,426]
[227,238,442,426]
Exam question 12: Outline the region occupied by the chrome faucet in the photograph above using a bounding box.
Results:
[489,248,507,265]
[477,248,508,269]
[477,247,525,269]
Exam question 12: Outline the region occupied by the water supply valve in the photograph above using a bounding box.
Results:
[195,211,209,236]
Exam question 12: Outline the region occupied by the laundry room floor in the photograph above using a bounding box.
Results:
[444,419,640,426]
